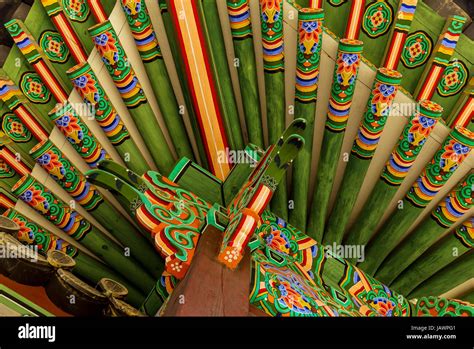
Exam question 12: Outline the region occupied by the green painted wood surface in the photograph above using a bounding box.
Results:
[66,62,149,174]
[265,74,287,219]
[43,0,96,53]
[463,291,474,304]
[345,100,443,253]
[375,172,473,284]
[21,2,75,89]
[306,39,363,239]
[160,0,209,168]
[0,168,21,188]
[390,229,471,296]
[323,67,402,246]
[359,202,422,275]
[11,174,155,295]
[74,253,145,307]
[29,139,165,278]
[226,0,264,148]
[88,20,175,174]
[408,251,474,299]
[48,101,110,168]
[222,145,262,206]
[120,0,195,160]
[0,104,39,156]
[172,158,224,205]
[360,126,474,275]
[446,84,473,128]
[290,101,316,230]
[0,67,54,133]
[376,218,456,285]
[2,49,58,128]
[289,8,325,232]
[259,0,287,219]
[290,0,473,117]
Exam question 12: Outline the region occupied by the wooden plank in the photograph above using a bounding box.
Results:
[163,226,250,316]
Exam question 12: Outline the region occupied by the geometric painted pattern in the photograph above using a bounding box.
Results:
[401,30,433,68]
[19,72,52,104]
[437,59,468,97]
[39,30,70,64]
[362,0,394,38]
[1,113,32,143]
[61,0,90,22]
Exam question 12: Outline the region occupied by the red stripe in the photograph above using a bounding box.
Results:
[169,0,231,176]
[1,148,31,175]
[168,1,215,174]
[452,98,473,128]
[417,66,444,101]
[87,0,107,23]
[0,195,15,209]
[15,106,48,141]
[51,13,87,63]
[33,61,67,102]
[189,1,229,154]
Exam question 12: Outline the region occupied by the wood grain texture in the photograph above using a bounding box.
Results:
[163,226,250,316]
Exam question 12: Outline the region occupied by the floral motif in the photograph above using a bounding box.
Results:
[20,188,49,214]
[62,0,90,22]
[0,158,15,179]
[406,127,474,207]
[19,72,51,104]
[39,30,70,64]
[362,0,394,38]
[401,31,432,68]
[437,59,468,97]
[37,152,66,181]
[94,32,119,68]
[260,0,284,71]
[2,113,32,143]
[295,9,324,102]
[352,68,402,159]
[326,40,363,132]
[55,114,84,145]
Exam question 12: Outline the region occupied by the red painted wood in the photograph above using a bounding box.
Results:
[163,226,250,316]
[0,275,71,316]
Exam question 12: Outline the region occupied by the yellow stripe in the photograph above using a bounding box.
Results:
[176,0,230,179]
[55,15,87,62]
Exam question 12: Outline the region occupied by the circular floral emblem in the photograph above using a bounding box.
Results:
[437,59,468,97]
[2,113,32,143]
[362,0,394,38]
[20,72,51,104]
[401,31,433,68]
[39,31,70,64]
[62,0,90,22]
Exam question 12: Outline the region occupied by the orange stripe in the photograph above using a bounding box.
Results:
[87,0,107,23]
[0,196,15,209]
[385,32,403,69]
[15,106,49,140]
[36,61,68,102]
[417,66,442,101]
[172,0,230,180]
[1,148,31,176]
[453,98,473,127]
[54,15,88,63]
[249,186,272,214]
[346,0,365,39]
